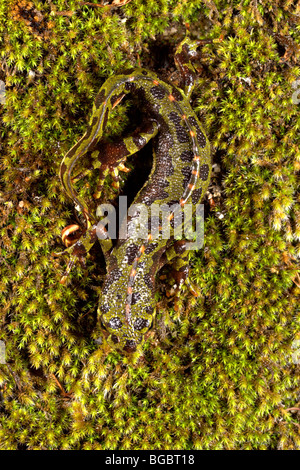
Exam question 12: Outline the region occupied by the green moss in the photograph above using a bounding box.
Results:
[0,0,299,450]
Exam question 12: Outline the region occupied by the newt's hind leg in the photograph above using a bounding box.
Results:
[95,119,159,198]
[72,119,159,200]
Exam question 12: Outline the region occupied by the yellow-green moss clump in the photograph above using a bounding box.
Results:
[0,0,299,450]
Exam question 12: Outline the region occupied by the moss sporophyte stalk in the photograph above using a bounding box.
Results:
[0,0,299,451]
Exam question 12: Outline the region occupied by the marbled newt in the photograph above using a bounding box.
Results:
[58,37,212,353]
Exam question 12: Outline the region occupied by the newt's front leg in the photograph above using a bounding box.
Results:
[159,240,199,300]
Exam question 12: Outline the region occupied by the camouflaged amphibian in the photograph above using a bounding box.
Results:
[59,38,212,352]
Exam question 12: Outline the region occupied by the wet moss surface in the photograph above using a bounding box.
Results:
[0,0,299,450]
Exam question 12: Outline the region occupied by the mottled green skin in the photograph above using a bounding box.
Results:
[59,38,212,353]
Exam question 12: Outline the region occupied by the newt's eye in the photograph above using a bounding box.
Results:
[134,318,150,331]
[111,334,119,344]
[108,317,123,329]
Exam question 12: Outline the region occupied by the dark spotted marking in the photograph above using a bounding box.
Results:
[156,120,174,152]
[143,191,156,206]
[136,260,146,272]
[200,164,210,181]
[170,209,183,230]
[144,273,154,290]
[150,86,166,100]
[157,188,169,200]
[166,164,175,177]
[111,92,125,108]
[99,140,128,161]
[157,179,170,199]
[164,152,175,177]
[188,116,206,148]
[102,108,109,129]
[144,121,157,136]
[149,215,160,234]
[68,116,98,157]
[110,268,123,282]
[108,317,123,329]
[121,69,135,75]
[102,268,122,294]
[131,292,141,305]
[125,81,135,92]
[168,111,183,124]
[63,118,99,160]
[145,305,154,314]
[162,179,170,189]
[144,242,159,255]
[132,134,147,148]
[171,86,183,101]
[196,129,206,148]
[143,186,169,206]
[111,334,119,344]
[102,276,114,294]
[192,187,202,204]
[134,318,149,331]
[107,254,118,270]
[165,199,180,208]
[181,166,192,189]
[179,150,194,163]
[100,303,110,314]
[94,89,106,108]
[71,242,87,258]
[174,240,188,255]
[60,161,67,177]
[168,111,189,143]
[126,243,139,265]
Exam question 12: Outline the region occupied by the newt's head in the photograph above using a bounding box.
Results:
[98,267,156,353]
[175,35,219,61]
[175,37,200,59]
[99,301,155,353]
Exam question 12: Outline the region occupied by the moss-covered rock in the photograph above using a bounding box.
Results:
[0,0,299,450]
